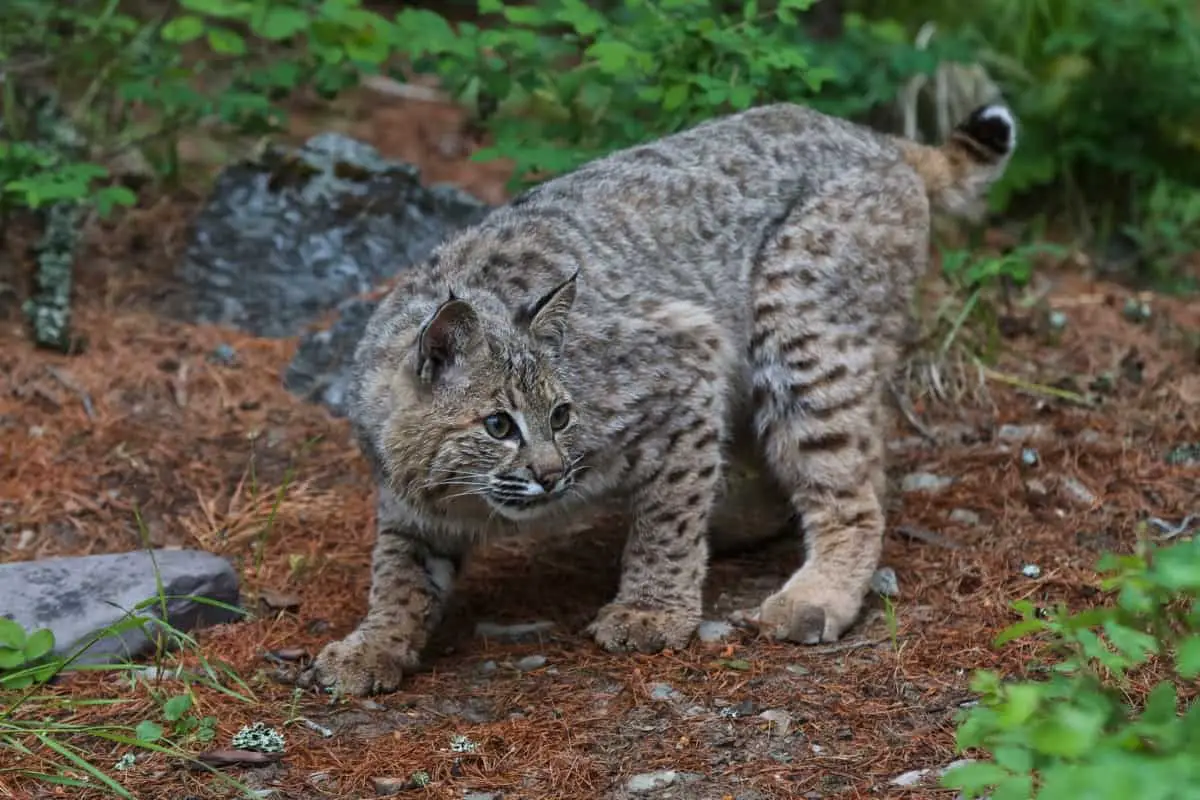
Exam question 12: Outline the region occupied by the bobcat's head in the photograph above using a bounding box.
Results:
[365,273,584,523]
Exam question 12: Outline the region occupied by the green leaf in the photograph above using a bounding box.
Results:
[1029,705,1106,758]
[662,84,689,111]
[163,694,193,722]
[161,15,206,43]
[256,7,310,40]
[134,720,164,743]
[478,0,505,12]
[0,618,26,649]
[206,26,247,55]
[1176,634,1200,678]
[998,683,1044,727]
[586,40,640,75]
[180,0,252,19]
[22,627,54,662]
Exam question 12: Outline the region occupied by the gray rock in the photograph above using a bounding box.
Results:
[178,132,488,340]
[869,567,899,597]
[901,472,953,493]
[514,654,547,672]
[695,619,735,643]
[0,549,241,665]
[626,770,703,794]
[463,793,501,800]
[474,620,555,643]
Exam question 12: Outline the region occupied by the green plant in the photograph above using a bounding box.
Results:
[0,620,59,690]
[395,0,974,188]
[0,0,408,217]
[1121,179,1200,294]
[944,530,1200,800]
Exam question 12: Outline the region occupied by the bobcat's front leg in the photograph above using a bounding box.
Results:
[300,493,460,695]
[587,311,730,654]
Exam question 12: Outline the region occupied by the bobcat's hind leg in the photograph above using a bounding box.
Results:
[740,165,928,644]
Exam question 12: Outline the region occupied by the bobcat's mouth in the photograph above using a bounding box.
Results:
[485,475,572,517]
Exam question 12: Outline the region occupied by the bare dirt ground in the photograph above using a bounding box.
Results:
[1,89,1198,800]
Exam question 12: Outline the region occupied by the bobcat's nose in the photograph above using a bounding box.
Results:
[531,464,564,491]
[528,445,565,492]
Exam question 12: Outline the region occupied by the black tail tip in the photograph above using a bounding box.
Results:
[956,104,1017,158]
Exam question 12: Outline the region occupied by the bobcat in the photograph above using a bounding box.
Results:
[298,101,1016,696]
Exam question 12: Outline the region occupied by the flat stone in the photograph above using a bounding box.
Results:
[626,770,703,794]
[464,793,501,800]
[695,619,735,643]
[901,472,953,493]
[474,620,555,643]
[0,549,241,665]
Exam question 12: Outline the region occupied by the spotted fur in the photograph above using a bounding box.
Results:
[298,101,1016,695]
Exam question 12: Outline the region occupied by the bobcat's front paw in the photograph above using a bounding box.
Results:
[587,601,700,654]
[297,629,418,696]
[736,573,866,644]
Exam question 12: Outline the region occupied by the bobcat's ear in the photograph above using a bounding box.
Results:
[416,296,481,383]
[525,271,578,352]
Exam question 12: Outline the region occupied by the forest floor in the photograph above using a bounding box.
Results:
[1,83,1199,800]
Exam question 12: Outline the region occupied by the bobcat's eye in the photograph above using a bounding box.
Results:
[549,403,571,432]
[483,412,516,440]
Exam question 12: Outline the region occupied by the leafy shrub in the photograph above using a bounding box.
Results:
[395,0,975,188]
[944,531,1200,800]
[0,0,404,218]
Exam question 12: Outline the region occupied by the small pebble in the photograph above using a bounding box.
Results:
[514,654,547,672]
[948,509,981,527]
[1059,476,1097,507]
[1122,297,1151,323]
[869,567,899,598]
[786,664,810,676]
[758,708,793,737]
[210,343,238,365]
[695,619,735,643]
[998,424,1049,443]
[901,472,954,493]
[649,682,680,702]
[1020,447,1039,467]
[625,770,703,794]
[891,768,930,787]
[477,660,498,676]
[1047,310,1068,330]
[1021,564,1042,579]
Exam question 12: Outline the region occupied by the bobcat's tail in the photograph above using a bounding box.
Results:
[899,103,1016,219]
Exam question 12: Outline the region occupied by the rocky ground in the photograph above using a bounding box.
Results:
[1,83,1198,800]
